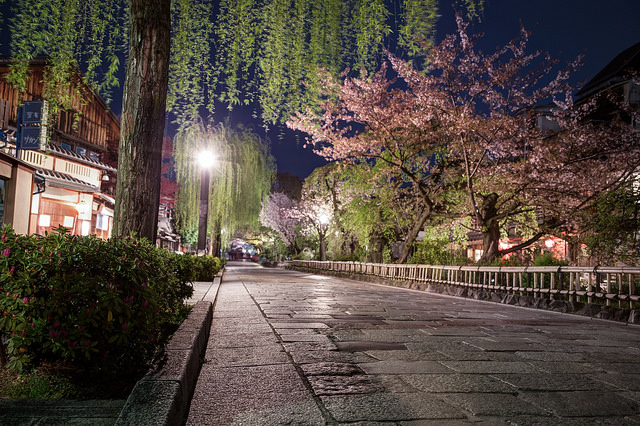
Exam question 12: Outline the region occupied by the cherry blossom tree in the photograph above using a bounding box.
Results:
[289,15,640,264]
[288,60,460,263]
[413,18,640,262]
[296,180,334,261]
[259,192,302,254]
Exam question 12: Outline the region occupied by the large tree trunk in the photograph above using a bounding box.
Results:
[397,206,432,264]
[478,217,501,264]
[113,0,171,241]
[477,193,500,264]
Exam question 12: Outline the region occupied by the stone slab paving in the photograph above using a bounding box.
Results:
[186,261,640,425]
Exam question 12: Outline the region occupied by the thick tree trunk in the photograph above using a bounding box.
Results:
[479,217,501,264]
[477,193,500,264]
[113,0,171,241]
[368,232,385,263]
[397,206,432,264]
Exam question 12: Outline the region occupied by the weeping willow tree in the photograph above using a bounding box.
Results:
[173,121,275,253]
[4,0,483,241]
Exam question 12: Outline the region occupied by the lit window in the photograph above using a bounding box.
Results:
[81,220,91,236]
[39,215,51,227]
[76,146,87,156]
[61,142,72,151]
[63,216,74,228]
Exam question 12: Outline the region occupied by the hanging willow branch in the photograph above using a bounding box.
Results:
[173,120,275,248]
[6,0,484,129]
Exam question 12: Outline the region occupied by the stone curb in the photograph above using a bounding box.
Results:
[115,299,213,425]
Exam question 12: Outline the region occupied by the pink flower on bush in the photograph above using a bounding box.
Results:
[7,266,14,275]
[122,321,128,330]
[2,247,9,256]
[85,339,91,347]
[23,297,28,304]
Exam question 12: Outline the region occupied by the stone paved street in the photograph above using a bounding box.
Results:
[186,262,640,425]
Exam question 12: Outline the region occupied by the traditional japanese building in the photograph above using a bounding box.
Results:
[0,59,119,238]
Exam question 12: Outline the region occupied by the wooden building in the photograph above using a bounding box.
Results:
[0,59,119,238]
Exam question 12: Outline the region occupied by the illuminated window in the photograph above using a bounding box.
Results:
[96,213,110,230]
[39,215,51,227]
[63,216,74,228]
[81,220,91,236]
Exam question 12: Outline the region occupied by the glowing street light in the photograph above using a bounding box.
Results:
[197,150,216,255]
[316,208,331,261]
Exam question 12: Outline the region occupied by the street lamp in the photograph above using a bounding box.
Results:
[317,210,331,261]
[197,150,216,255]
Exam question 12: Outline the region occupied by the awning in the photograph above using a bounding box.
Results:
[37,168,99,193]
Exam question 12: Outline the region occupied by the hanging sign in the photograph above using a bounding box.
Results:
[19,126,42,150]
[22,101,44,124]
[17,101,47,152]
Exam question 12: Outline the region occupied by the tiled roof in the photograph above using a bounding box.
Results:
[37,168,100,193]
[45,143,117,173]
[576,42,640,100]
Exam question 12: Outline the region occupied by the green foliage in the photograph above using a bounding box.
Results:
[6,0,484,129]
[408,239,457,265]
[173,120,275,252]
[7,0,127,110]
[192,255,224,282]
[398,0,439,59]
[167,0,215,124]
[580,187,640,264]
[0,225,196,373]
[533,252,568,267]
[408,223,469,265]
[0,370,75,399]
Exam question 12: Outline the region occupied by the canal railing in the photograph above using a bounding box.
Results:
[289,260,640,310]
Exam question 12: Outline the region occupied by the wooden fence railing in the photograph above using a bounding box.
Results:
[288,260,640,309]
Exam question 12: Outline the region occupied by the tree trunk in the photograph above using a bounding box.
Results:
[397,206,432,264]
[368,232,385,263]
[477,193,500,264]
[478,217,501,264]
[113,0,171,241]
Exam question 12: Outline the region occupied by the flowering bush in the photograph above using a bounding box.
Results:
[0,225,220,373]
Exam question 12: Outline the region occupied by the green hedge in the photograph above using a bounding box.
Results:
[0,225,222,373]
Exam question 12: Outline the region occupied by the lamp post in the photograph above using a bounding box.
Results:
[317,210,330,261]
[197,150,216,255]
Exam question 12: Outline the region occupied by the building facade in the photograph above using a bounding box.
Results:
[0,59,119,238]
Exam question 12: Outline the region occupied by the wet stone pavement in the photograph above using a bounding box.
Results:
[186,261,640,425]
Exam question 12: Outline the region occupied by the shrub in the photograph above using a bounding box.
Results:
[409,239,468,266]
[193,255,223,282]
[534,252,568,266]
[0,225,198,373]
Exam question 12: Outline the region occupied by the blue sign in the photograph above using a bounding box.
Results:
[20,126,42,150]
[22,101,43,124]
